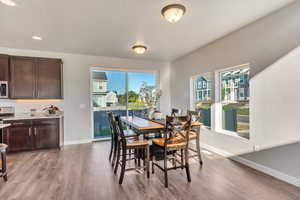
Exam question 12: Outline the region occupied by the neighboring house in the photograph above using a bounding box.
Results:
[222,68,249,102]
[195,77,211,102]
[92,72,108,107]
[106,91,118,106]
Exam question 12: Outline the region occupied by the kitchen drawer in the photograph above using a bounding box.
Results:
[32,119,59,126]
[5,120,32,127]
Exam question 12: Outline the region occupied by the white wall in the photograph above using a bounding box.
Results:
[170,1,300,155]
[0,47,170,144]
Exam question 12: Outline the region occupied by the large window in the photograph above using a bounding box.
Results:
[220,66,250,139]
[192,73,212,128]
[92,69,156,139]
[190,64,250,140]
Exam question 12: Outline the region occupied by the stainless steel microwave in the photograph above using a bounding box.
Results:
[0,81,8,98]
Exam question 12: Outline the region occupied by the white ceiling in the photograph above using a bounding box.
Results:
[0,0,295,61]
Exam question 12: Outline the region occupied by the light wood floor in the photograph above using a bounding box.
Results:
[1,142,300,200]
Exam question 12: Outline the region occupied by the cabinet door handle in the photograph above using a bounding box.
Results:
[34,128,37,136]
[29,128,32,137]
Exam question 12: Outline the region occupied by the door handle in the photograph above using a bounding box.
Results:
[34,128,37,136]
[29,128,32,136]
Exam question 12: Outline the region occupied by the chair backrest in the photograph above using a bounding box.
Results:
[187,110,201,122]
[171,108,182,116]
[107,112,116,139]
[165,115,192,148]
[114,115,127,144]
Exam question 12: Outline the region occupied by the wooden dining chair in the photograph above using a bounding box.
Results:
[152,115,192,188]
[0,143,8,182]
[171,108,181,116]
[187,110,203,165]
[107,112,138,167]
[114,115,150,184]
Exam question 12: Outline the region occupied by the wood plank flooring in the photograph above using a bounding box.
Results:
[0,142,300,200]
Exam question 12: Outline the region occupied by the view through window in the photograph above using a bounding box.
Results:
[192,73,212,127]
[220,67,250,139]
[92,70,156,138]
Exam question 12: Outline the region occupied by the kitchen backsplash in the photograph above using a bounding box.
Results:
[0,99,64,113]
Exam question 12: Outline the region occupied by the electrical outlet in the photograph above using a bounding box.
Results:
[79,104,86,109]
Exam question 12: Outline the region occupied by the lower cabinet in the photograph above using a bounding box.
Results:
[3,119,60,153]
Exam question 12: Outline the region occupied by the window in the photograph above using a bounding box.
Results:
[92,69,157,139]
[220,66,249,139]
[192,73,212,128]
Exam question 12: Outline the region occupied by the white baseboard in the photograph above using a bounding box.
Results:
[200,142,300,188]
[64,139,92,146]
[200,142,233,157]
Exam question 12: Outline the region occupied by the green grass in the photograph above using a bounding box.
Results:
[223,103,249,115]
[196,103,211,110]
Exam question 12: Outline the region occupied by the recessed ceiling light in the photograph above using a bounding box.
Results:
[0,0,16,6]
[32,36,42,41]
[161,4,186,23]
[132,44,147,55]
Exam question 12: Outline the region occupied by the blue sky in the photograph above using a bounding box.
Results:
[94,70,156,94]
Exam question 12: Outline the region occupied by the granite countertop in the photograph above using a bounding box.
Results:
[0,123,11,129]
[2,113,64,121]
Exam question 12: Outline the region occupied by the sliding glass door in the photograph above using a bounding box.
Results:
[92,69,156,139]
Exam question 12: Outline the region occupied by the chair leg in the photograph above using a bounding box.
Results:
[1,151,7,182]
[181,149,184,169]
[196,132,203,165]
[184,149,191,182]
[112,139,118,167]
[164,150,168,188]
[146,145,150,178]
[114,142,121,174]
[119,147,127,184]
[109,136,114,162]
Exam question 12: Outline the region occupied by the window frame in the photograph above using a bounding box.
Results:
[190,63,250,140]
[215,63,250,139]
[190,72,214,129]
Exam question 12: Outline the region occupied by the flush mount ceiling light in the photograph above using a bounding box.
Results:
[0,0,16,6]
[132,45,147,55]
[161,4,186,23]
[32,36,42,40]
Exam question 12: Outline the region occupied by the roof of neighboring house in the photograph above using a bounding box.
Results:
[93,72,107,80]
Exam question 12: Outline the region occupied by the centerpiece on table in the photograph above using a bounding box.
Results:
[139,82,162,119]
[43,105,60,115]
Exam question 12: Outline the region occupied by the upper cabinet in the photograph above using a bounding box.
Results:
[0,54,9,81]
[36,58,62,99]
[10,56,36,99]
[9,56,63,99]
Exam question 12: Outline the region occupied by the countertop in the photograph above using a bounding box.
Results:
[0,124,11,129]
[2,113,64,121]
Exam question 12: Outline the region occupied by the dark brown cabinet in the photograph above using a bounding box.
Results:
[3,119,60,153]
[10,56,36,99]
[33,119,59,149]
[9,56,63,99]
[36,58,62,99]
[0,54,9,81]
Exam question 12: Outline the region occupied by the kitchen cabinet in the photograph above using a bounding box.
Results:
[9,56,63,99]
[33,119,59,149]
[36,58,62,99]
[3,119,60,153]
[10,56,36,99]
[0,54,9,81]
[3,121,33,152]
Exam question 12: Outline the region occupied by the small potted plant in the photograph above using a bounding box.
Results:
[43,105,60,115]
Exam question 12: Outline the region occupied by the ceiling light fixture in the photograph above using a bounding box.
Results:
[32,36,42,41]
[132,45,147,55]
[0,0,16,6]
[161,4,186,23]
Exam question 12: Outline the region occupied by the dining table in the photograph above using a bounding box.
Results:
[121,116,204,164]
